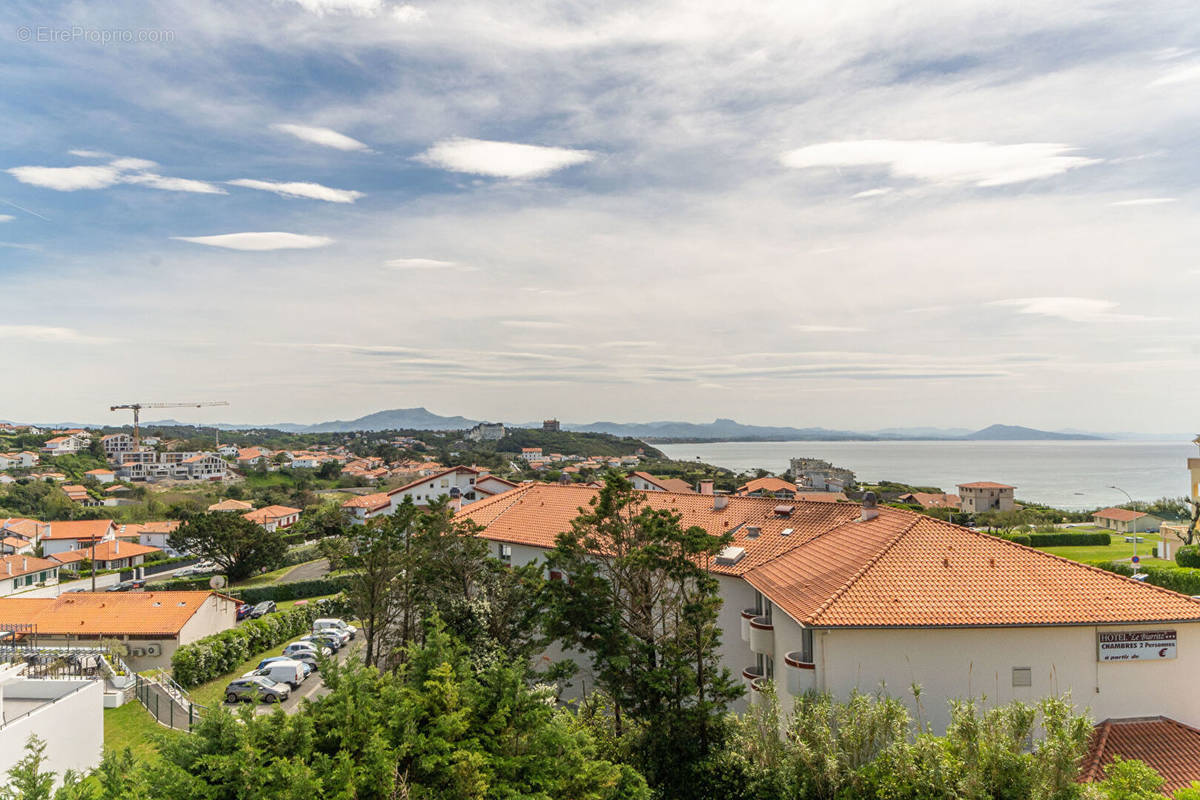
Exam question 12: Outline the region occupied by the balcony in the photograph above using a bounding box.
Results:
[748,615,774,657]
[783,650,816,695]
[740,608,757,642]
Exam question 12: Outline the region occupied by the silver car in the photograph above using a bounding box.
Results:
[224,676,289,704]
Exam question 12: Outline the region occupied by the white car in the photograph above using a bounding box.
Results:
[313,618,357,641]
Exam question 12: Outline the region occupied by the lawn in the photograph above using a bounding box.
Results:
[188,633,312,707]
[103,701,182,761]
[1037,538,1172,565]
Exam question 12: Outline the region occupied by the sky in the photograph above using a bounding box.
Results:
[2,0,1199,432]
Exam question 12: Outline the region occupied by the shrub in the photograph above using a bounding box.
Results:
[1026,532,1110,547]
[999,534,1032,546]
[1092,562,1200,596]
[229,576,351,605]
[1177,546,1200,568]
[170,602,326,688]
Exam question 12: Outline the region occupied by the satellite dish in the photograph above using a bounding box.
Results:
[209,575,227,590]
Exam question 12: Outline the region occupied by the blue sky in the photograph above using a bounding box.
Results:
[2,0,1198,431]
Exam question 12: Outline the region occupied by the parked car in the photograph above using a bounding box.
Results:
[174,562,217,578]
[300,632,342,652]
[313,618,357,640]
[243,659,306,689]
[224,676,289,704]
[276,650,319,671]
[283,641,330,659]
[250,600,277,618]
[257,656,314,678]
[236,603,254,621]
[311,624,349,645]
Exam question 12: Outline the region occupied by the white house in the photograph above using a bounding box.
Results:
[0,665,103,785]
[458,484,1200,734]
[217,444,239,457]
[40,435,86,456]
[342,492,393,525]
[119,521,181,550]
[520,448,543,462]
[242,505,301,532]
[629,471,695,493]
[49,539,161,572]
[1093,507,1163,534]
[0,554,60,596]
[958,481,1017,513]
[38,520,119,557]
[83,468,116,484]
[0,591,237,671]
[384,466,517,512]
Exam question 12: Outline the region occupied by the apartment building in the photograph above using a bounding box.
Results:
[458,484,1200,734]
[957,481,1016,513]
[374,466,518,514]
[116,451,227,481]
[100,433,135,461]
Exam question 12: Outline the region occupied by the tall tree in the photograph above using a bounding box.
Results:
[545,472,742,797]
[168,512,287,581]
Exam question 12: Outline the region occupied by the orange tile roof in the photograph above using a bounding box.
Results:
[630,471,695,494]
[795,491,849,503]
[459,484,1200,629]
[1083,717,1200,794]
[48,540,161,564]
[0,591,222,637]
[84,468,114,475]
[42,520,116,540]
[207,498,254,512]
[958,481,1015,489]
[0,554,60,579]
[120,521,180,536]
[242,505,302,524]
[900,492,962,509]
[1094,507,1152,523]
[2,537,31,550]
[736,477,797,495]
[0,518,47,539]
[342,492,391,511]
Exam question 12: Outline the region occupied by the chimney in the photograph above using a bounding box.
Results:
[21,558,26,570]
[713,495,729,511]
[5,561,10,575]
[114,539,119,554]
[699,481,714,496]
[859,491,879,522]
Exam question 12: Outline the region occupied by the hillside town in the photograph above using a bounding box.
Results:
[1,413,1200,797]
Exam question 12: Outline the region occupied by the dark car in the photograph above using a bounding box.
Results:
[236,603,254,621]
[250,600,277,619]
[224,676,289,704]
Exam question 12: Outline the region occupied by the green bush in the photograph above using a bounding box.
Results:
[999,533,1032,546]
[1026,532,1110,547]
[1092,561,1200,596]
[1177,546,1200,568]
[229,576,350,605]
[170,602,325,688]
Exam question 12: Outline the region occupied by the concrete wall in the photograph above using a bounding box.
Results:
[180,593,238,645]
[0,679,102,784]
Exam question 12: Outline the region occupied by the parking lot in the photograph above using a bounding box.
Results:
[226,633,359,716]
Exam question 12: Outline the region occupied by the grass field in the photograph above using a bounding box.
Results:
[1037,538,1171,565]
[103,701,182,760]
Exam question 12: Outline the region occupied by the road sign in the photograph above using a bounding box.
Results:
[1131,556,1140,563]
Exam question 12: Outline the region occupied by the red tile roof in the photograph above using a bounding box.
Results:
[736,477,797,495]
[48,540,161,564]
[42,520,116,541]
[631,471,696,494]
[342,492,391,511]
[242,505,301,524]
[1083,717,1200,794]
[0,554,60,579]
[0,591,225,636]
[899,492,962,509]
[958,481,1015,489]
[458,484,1200,629]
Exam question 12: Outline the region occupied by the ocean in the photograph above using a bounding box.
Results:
[655,439,1197,511]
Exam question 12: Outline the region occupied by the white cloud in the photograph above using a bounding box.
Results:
[500,319,568,329]
[1149,62,1200,87]
[1108,197,1175,207]
[793,324,868,333]
[990,297,1163,323]
[171,232,334,251]
[392,4,426,23]
[0,325,112,344]
[228,178,364,203]
[124,173,227,194]
[8,157,223,194]
[271,123,369,151]
[7,165,121,191]
[781,140,1100,187]
[384,258,467,270]
[67,149,110,158]
[850,188,892,199]
[284,0,382,15]
[416,138,594,179]
[0,215,13,222]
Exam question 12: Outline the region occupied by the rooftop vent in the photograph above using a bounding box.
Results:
[713,496,729,511]
[781,528,794,537]
[745,525,761,539]
[859,491,879,522]
[774,505,794,517]
[714,546,746,566]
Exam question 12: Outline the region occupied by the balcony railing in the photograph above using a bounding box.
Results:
[748,615,774,656]
[740,608,758,642]
[783,650,816,695]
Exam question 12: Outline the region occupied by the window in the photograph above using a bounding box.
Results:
[499,544,512,565]
[753,590,764,615]
[1012,667,1032,687]
[755,652,775,679]
[799,628,814,663]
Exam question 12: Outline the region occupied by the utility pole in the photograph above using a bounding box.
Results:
[1109,485,1139,576]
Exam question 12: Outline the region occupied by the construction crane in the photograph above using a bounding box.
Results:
[109,401,230,451]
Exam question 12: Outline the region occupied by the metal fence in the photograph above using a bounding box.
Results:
[135,672,205,731]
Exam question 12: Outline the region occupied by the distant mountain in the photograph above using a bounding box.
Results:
[297,407,482,433]
[964,424,1102,441]
[561,418,868,441]
[869,426,974,439]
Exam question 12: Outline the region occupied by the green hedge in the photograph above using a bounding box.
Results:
[1091,561,1200,596]
[171,602,326,689]
[1177,546,1200,568]
[230,576,350,605]
[1026,532,1110,547]
[998,534,1032,546]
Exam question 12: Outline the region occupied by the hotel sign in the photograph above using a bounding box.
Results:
[1098,630,1176,662]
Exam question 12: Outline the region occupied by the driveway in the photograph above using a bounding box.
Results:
[221,639,358,717]
[278,558,330,583]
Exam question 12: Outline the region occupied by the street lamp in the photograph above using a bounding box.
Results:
[1109,485,1140,577]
